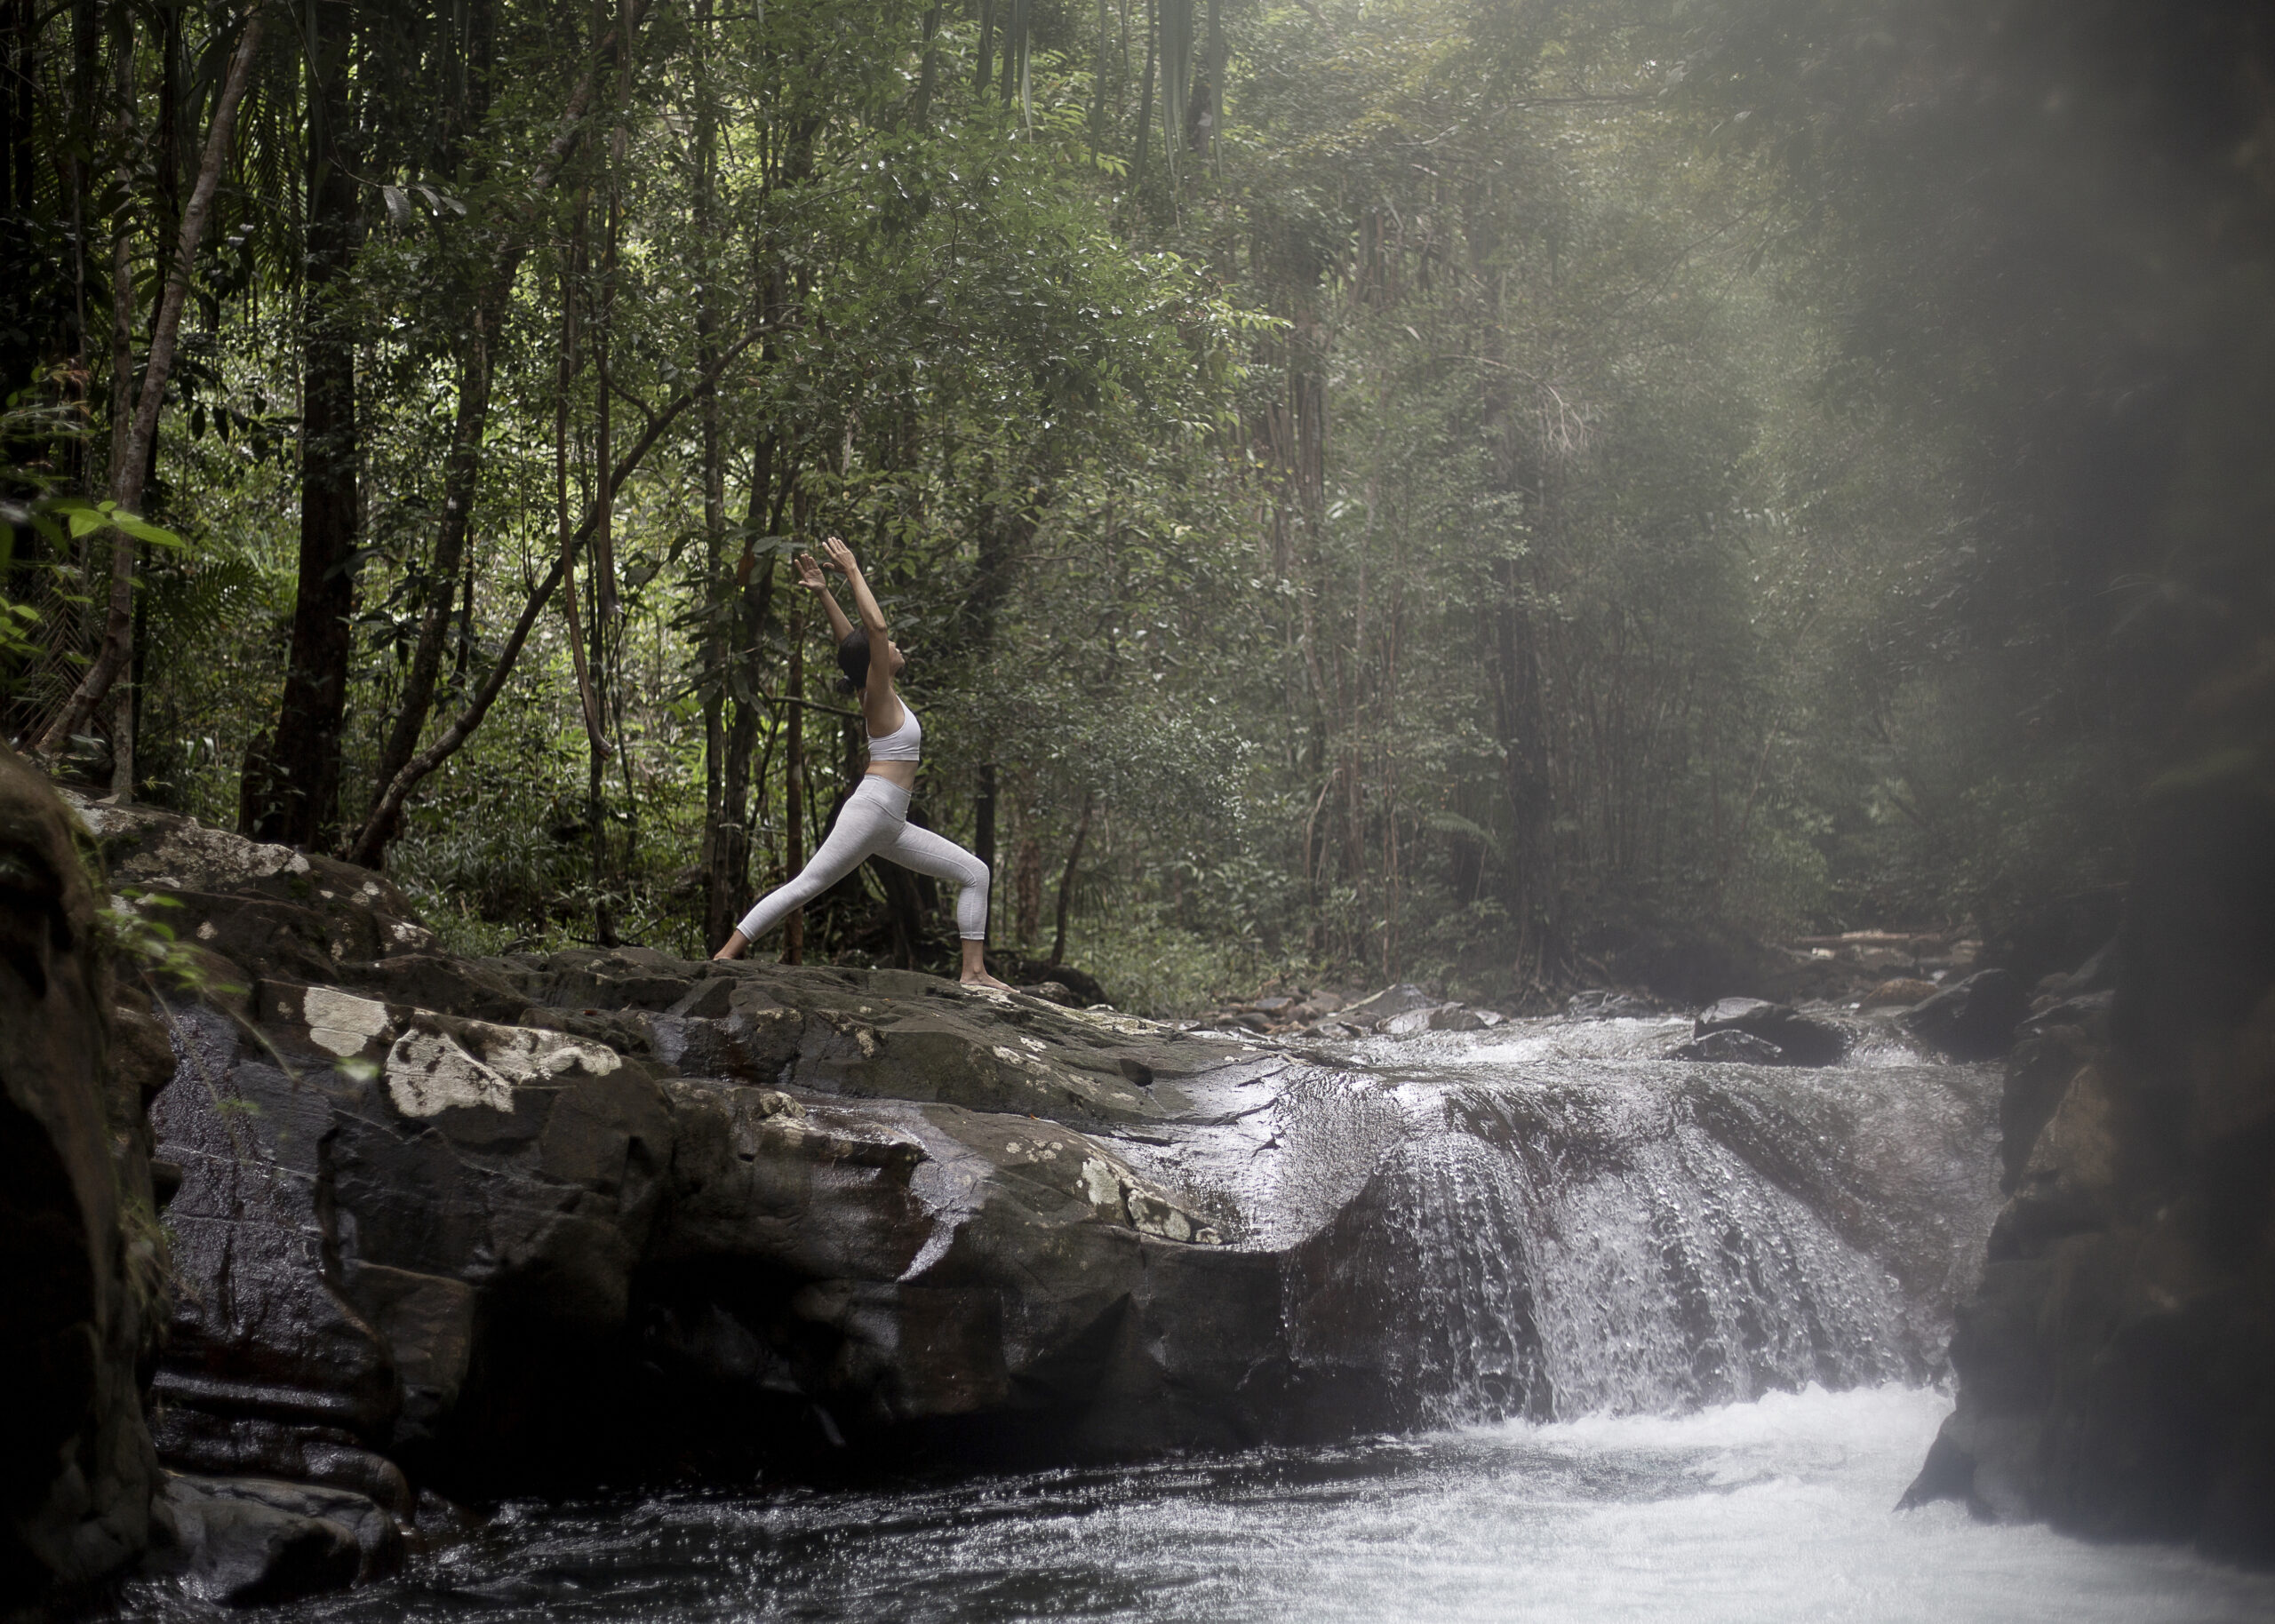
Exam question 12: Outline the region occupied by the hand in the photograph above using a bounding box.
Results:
[822,536,858,577]
[794,553,828,592]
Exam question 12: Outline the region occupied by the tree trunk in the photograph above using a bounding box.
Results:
[250,0,360,845]
[1132,0,1156,196]
[587,195,619,939]
[973,761,997,925]
[363,7,636,829]
[706,441,776,951]
[586,557,615,944]
[580,0,635,943]
[882,860,923,967]
[35,2,265,762]
[63,0,97,494]
[913,2,942,124]
[959,479,1034,920]
[1050,790,1094,966]
[708,177,794,944]
[1493,553,1554,988]
[709,557,770,951]
[367,325,491,839]
[781,600,805,964]
[103,2,130,487]
[345,316,764,867]
[695,0,732,946]
[556,196,609,764]
[1015,834,1041,945]
[101,4,132,795]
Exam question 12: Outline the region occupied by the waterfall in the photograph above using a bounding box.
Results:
[1215,1017,2002,1425]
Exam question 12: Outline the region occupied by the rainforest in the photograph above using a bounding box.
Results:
[3,1,2271,1620]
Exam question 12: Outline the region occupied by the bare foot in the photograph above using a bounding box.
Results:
[960,971,1017,993]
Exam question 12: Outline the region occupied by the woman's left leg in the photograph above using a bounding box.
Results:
[879,822,1011,989]
[880,822,990,937]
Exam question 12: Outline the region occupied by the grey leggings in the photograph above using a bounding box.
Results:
[736,776,990,943]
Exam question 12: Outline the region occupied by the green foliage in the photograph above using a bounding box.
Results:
[13,0,2260,1010]
[92,888,247,1008]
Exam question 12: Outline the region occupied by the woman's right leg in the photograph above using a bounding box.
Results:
[877,821,1013,990]
[731,785,897,946]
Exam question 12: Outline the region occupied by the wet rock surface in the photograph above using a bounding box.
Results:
[143,959,1255,1493]
[1672,1028,1788,1065]
[148,1474,392,1605]
[1902,970,2031,1061]
[1191,983,1517,1041]
[0,749,166,1608]
[1562,989,1665,1019]
[1679,997,1849,1067]
[1906,788,2275,1564]
[7,792,2024,1610]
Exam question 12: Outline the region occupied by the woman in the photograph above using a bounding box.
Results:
[714,537,1013,991]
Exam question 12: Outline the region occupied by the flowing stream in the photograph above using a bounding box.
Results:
[131,1015,2275,1621]
[204,1385,2275,1624]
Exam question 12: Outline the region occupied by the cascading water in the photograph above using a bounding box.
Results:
[1367,1079,1918,1421]
[1161,1013,2005,1429]
[124,1013,2275,1623]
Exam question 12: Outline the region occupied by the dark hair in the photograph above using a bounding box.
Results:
[835,629,870,695]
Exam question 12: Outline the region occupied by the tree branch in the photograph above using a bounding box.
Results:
[368,4,642,810]
[34,3,266,761]
[346,321,772,867]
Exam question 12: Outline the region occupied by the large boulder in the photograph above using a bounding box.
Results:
[1672,1029,1788,1065]
[1905,785,2275,1562]
[31,792,2004,1605]
[148,1474,392,1604]
[1902,969,2031,1060]
[134,932,1278,1496]
[0,747,167,1607]
[1683,997,1848,1067]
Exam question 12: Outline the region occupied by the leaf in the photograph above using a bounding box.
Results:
[114,513,188,550]
[382,185,413,227]
[48,498,186,550]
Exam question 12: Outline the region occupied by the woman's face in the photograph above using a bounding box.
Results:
[887,642,906,676]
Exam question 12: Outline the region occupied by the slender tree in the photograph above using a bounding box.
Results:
[34,1,265,764]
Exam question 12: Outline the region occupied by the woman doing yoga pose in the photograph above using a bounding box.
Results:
[713,537,1013,991]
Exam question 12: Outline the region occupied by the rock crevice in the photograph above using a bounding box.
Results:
[1904,787,2275,1564]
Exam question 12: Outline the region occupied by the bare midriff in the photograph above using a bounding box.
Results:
[864,760,919,790]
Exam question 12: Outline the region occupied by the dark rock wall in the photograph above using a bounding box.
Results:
[54,782,1277,1512]
[1910,784,2275,1563]
[136,971,1285,1501]
[0,747,165,1606]
[3,785,2025,1610]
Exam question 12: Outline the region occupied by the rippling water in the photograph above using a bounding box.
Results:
[124,1015,2272,1620]
[1177,1013,2006,1423]
[181,1385,2273,1624]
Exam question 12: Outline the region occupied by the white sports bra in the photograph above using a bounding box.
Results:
[867,700,922,762]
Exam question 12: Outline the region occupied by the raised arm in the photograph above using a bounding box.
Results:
[822,536,888,636]
[794,551,856,641]
[820,536,903,731]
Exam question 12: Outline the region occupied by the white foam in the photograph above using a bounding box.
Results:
[263,1388,2275,1624]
